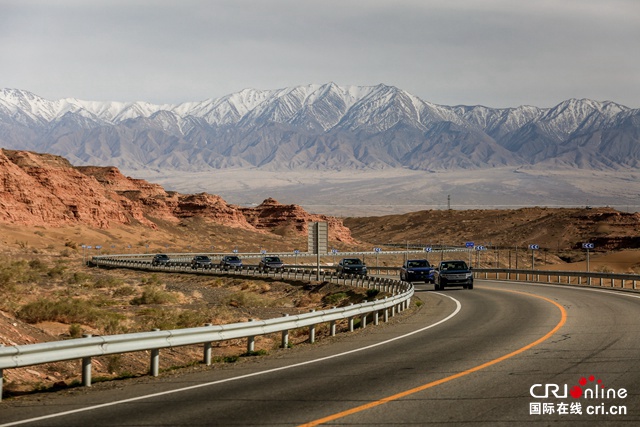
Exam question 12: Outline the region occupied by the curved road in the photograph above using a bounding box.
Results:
[2,280,640,426]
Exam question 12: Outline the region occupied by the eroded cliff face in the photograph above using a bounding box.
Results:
[0,150,355,243]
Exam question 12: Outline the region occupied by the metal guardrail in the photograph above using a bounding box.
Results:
[473,268,640,290]
[0,256,413,401]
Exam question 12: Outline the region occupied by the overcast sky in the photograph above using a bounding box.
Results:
[2,0,639,108]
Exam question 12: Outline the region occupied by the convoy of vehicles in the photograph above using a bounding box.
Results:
[148,252,474,292]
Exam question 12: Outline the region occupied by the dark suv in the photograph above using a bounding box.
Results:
[219,255,242,269]
[191,255,212,269]
[434,260,473,290]
[336,258,367,276]
[400,259,435,283]
[258,256,284,271]
[151,254,170,266]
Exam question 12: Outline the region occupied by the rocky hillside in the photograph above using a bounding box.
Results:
[0,149,354,243]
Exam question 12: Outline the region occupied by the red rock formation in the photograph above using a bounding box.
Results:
[241,198,354,243]
[0,150,355,242]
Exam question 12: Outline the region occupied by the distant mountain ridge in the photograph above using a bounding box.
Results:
[1,84,638,172]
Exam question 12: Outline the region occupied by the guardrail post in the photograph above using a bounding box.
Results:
[150,329,160,377]
[309,310,316,343]
[330,311,337,336]
[82,334,92,387]
[203,323,212,365]
[281,314,290,348]
[247,319,255,352]
[348,304,355,331]
[361,303,367,329]
[374,309,379,325]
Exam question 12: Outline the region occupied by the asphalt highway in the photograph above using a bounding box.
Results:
[2,280,639,426]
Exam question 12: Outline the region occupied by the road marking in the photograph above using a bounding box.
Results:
[298,290,567,427]
[1,294,462,427]
[488,279,640,300]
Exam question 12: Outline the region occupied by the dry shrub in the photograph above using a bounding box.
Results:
[259,283,271,293]
[225,292,272,308]
[130,286,179,305]
[112,285,137,298]
[17,298,125,333]
[134,307,211,331]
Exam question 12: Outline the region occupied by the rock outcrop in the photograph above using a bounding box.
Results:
[0,150,355,243]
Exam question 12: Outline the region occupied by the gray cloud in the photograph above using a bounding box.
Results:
[2,0,639,107]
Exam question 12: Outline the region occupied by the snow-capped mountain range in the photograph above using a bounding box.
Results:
[1,83,639,172]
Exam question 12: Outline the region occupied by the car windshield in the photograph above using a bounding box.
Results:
[226,256,240,262]
[156,254,169,259]
[196,256,210,261]
[442,261,467,270]
[264,257,281,262]
[343,259,362,265]
[408,260,429,268]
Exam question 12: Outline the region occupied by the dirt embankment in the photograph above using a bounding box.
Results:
[344,206,640,251]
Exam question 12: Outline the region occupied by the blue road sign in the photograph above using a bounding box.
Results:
[582,243,595,249]
[465,242,474,248]
[529,244,539,250]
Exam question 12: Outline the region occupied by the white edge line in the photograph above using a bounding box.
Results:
[1,294,462,427]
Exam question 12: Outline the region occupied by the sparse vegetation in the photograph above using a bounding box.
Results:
[134,307,210,331]
[324,292,349,305]
[16,297,124,327]
[68,323,83,338]
[130,285,179,305]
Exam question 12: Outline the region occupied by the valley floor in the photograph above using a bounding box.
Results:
[129,167,640,217]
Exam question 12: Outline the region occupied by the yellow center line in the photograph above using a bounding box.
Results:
[298,290,567,427]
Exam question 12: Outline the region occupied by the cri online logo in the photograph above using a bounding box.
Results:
[570,375,603,398]
[531,375,627,400]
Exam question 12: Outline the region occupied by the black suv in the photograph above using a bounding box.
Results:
[336,258,367,276]
[219,255,242,269]
[151,254,170,266]
[400,259,435,283]
[191,255,212,269]
[258,256,284,271]
[434,260,473,290]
